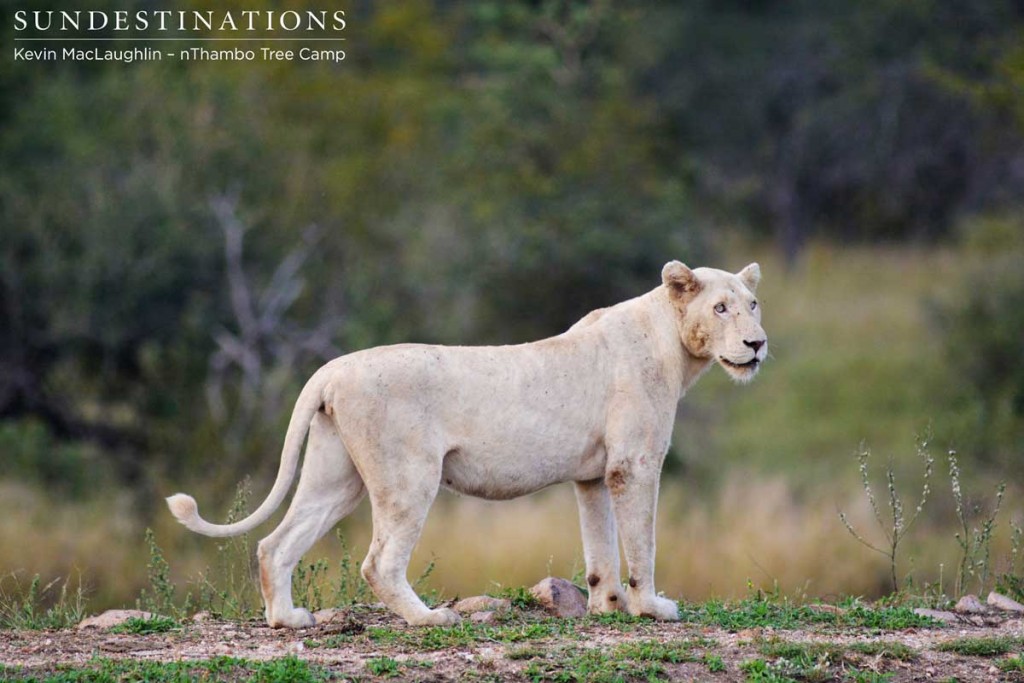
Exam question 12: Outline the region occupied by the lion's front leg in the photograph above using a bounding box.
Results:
[573,479,628,614]
[605,458,679,621]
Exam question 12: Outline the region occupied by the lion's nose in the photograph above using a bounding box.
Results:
[744,339,765,353]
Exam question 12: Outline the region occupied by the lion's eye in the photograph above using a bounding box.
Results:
[750,301,758,310]
[714,303,727,314]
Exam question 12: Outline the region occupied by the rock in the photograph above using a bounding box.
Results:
[987,591,1024,613]
[470,611,499,624]
[913,608,959,623]
[529,578,587,618]
[954,594,986,614]
[453,596,511,615]
[77,609,155,630]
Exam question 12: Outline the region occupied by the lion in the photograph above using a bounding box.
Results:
[167,261,767,628]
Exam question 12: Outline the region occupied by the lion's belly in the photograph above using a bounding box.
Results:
[439,437,607,500]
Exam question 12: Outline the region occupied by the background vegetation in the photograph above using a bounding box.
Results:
[1,0,1022,610]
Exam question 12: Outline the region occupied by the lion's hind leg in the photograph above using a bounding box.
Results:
[257,410,366,628]
[358,456,459,627]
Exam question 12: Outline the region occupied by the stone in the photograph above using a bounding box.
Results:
[77,609,155,630]
[470,611,499,624]
[529,577,587,618]
[912,608,959,623]
[954,594,986,613]
[452,596,511,615]
[987,591,1024,613]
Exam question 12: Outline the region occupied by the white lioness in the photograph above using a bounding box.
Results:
[168,261,767,628]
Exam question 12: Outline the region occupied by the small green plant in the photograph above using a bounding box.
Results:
[110,615,180,635]
[616,638,701,663]
[507,645,548,660]
[838,435,934,593]
[332,531,373,605]
[846,672,894,683]
[492,584,541,610]
[366,656,402,677]
[848,640,916,660]
[293,557,330,613]
[137,528,192,619]
[739,658,798,683]
[703,653,726,672]
[949,450,1006,597]
[935,636,1024,656]
[758,639,845,664]
[193,478,261,620]
[523,646,665,683]
[999,656,1024,672]
[995,519,1023,602]
[0,572,87,630]
[14,656,328,682]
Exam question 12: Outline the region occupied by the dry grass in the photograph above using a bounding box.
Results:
[1,243,1020,611]
[1,470,1019,611]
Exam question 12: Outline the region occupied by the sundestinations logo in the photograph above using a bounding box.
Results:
[11,8,348,64]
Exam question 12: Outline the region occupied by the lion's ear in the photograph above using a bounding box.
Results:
[662,261,702,301]
[737,262,761,293]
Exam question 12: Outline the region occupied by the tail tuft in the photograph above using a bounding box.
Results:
[166,493,199,530]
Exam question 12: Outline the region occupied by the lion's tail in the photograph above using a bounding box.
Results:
[165,366,331,538]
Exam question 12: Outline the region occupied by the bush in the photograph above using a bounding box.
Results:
[936,214,1024,472]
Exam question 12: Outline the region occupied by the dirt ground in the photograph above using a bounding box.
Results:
[1,606,1023,682]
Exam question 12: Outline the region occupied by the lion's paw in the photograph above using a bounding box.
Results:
[588,590,628,615]
[632,595,679,621]
[269,607,316,629]
[408,607,461,627]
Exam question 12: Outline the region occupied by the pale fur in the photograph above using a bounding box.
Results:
[167,262,767,628]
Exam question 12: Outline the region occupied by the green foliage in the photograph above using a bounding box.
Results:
[523,646,666,683]
[935,636,1024,657]
[679,596,935,632]
[492,585,542,610]
[110,615,179,635]
[367,617,572,651]
[0,573,87,630]
[614,638,704,664]
[507,645,549,660]
[739,658,798,683]
[365,656,402,677]
[0,421,103,498]
[937,634,1024,655]
[846,673,894,683]
[192,479,260,620]
[1000,656,1024,673]
[703,653,726,673]
[936,215,1024,473]
[847,641,916,661]
[137,528,191,620]
[996,573,1024,604]
[757,639,845,665]
[2,656,329,683]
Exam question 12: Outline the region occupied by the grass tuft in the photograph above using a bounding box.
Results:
[110,615,179,635]
[0,572,87,630]
[848,640,917,660]
[935,636,1024,657]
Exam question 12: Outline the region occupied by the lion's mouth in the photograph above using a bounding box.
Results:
[719,357,760,371]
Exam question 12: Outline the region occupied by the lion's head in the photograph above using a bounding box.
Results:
[662,261,767,383]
